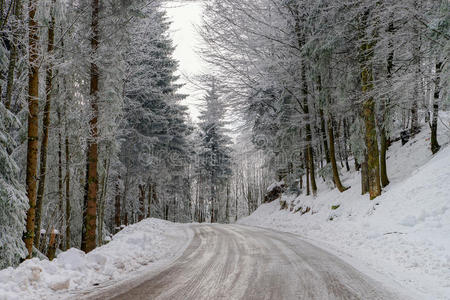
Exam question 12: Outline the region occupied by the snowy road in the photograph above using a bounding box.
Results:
[84,224,401,300]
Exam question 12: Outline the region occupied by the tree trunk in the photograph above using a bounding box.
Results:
[164,203,169,221]
[56,108,63,249]
[23,0,41,259]
[235,179,238,222]
[318,98,330,164]
[319,143,323,170]
[328,114,349,192]
[225,183,230,223]
[304,148,310,196]
[65,128,71,250]
[81,0,100,253]
[342,118,350,172]
[299,173,303,191]
[410,8,420,138]
[195,176,200,222]
[410,100,419,136]
[122,170,129,226]
[430,61,442,154]
[199,196,204,223]
[248,185,253,214]
[172,196,177,222]
[379,19,394,188]
[361,153,370,195]
[210,183,215,222]
[304,97,317,196]
[124,211,128,226]
[360,15,381,199]
[34,2,55,248]
[379,126,389,187]
[114,177,121,232]
[363,97,381,199]
[98,158,109,245]
[335,120,345,168]
[138,184,145,222]
[147,183,152,218]
[46,228,57,261]
[210,199,215,223]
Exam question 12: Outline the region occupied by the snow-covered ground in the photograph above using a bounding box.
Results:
[0,219,191,300]
[239,125,450,299]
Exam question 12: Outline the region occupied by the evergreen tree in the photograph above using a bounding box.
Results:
[120,6,193,223]
[197,78,233,223]
[0,103,28,268]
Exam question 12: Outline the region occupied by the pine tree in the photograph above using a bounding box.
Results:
[197,78,233,223]
[120,7,193,223]
[0,103,28,268]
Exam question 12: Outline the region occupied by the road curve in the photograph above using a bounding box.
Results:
[85,224,401,300]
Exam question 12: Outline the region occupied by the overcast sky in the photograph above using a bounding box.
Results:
[165,1,205,121]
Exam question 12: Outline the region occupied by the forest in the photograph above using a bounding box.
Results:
[0,0,448,272]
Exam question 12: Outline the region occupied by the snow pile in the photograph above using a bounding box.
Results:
[239,127,450,299]
[0,218,191,300]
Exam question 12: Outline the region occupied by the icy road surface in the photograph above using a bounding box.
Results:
[84,224,402,300]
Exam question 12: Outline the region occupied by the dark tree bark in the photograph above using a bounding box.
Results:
[147,182,152,218]
[299,173,303,190]
[410,100,419,136]
[56,108,63,250]
[410,5,421,138]
[430,61,442,154]
[379,127,390,187]
[304,148,310,196]
[379,19,395,188]
[342,118,351,172]
[225,183,230,223]
[124,211,128,226]
[122,170,129,226]
[97,159,109,246]
[361,153,370,195]
[138,184,145,222]
[114,177,121,232]
[328,114,349,192]
[360,10,381,199]
[23,0,41,259]
[335,120,345,168]
[363,97,381,199]
[164,203,169,221]
[81,0,100,253]
[235,179,238,222]
[46,228,57,261]
[304,92,317,196]
[318,79,330,164]
[65,128,71,250]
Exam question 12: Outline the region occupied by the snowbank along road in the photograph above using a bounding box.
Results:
[83,224,404,300]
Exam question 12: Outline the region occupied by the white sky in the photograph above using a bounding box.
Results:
[165,1,205,121]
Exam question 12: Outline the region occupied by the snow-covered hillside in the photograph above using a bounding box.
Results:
[239,127,450,299]
[0,219,191,300]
